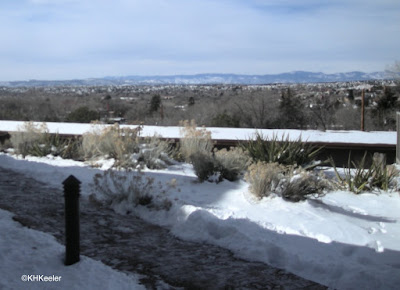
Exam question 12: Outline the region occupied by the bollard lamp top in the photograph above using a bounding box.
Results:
[63,175,81,186]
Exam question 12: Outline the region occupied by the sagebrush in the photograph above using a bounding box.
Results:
[138,136,176,169]
[92,169,174,212]
[214,147,251,181]
[92,169,155,209]
[246,161,329,201]
[190,152,218,182]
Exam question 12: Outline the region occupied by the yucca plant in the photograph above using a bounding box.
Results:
[330,152,398,194]
[373,164,398,191]
[10,122,73,157]
[60,137,84,160]
[241,132,323,169]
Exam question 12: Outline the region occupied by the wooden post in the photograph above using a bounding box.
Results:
[397,112,400,164]
[63,175,81,266]
[361,89,365,131]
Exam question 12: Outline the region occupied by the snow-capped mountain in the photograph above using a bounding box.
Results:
[0,71,388,87]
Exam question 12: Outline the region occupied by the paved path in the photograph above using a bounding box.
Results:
[0,167,325,289]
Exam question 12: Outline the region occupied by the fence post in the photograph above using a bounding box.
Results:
[361,89,365,131]
[62,175,81,266]
[397,113,400,164]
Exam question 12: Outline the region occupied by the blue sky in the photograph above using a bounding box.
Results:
[1,0,399,81]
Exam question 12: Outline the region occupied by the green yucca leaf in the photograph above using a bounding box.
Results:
[240,132,323,169]
[330,151,398,194]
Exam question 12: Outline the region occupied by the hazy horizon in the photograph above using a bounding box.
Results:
[1,70,387,83]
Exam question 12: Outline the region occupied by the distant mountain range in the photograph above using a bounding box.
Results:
[0,71,388,87]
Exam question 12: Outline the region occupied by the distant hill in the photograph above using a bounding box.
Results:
[0,71,387,87]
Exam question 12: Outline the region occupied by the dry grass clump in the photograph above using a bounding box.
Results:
[245,162,288,198]
[82,124,141,167]
[179,120,218,182]
[179,120,213,162]
[80,124,175,169]
[179,121,252,182]
[246,162,329,201]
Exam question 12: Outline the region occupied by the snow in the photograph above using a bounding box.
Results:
[1,121,399,288]
[1,150,400,289]
[0,120,396,145]
[0,208,145,290]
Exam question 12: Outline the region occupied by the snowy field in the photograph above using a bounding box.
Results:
[1,148,400,289]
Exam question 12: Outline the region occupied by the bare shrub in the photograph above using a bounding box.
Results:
[335,106,360,130]
[190,152,219,182]
[179,120,213,162]
[282,171,331,202]
[214,147,251,181]
[0,138,12,152]
[233,92,280,128]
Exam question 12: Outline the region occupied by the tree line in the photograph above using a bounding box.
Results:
[0,81,399,131]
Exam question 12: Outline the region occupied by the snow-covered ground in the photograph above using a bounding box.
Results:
[0,120,396,145]
[0,207,145,290]
[1,150,399,289]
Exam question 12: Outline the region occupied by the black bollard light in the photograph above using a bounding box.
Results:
[63,175,81,266]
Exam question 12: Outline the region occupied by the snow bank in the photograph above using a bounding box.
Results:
[1,153,400,289]
[0,120,396,145]
[0,209,144,290]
